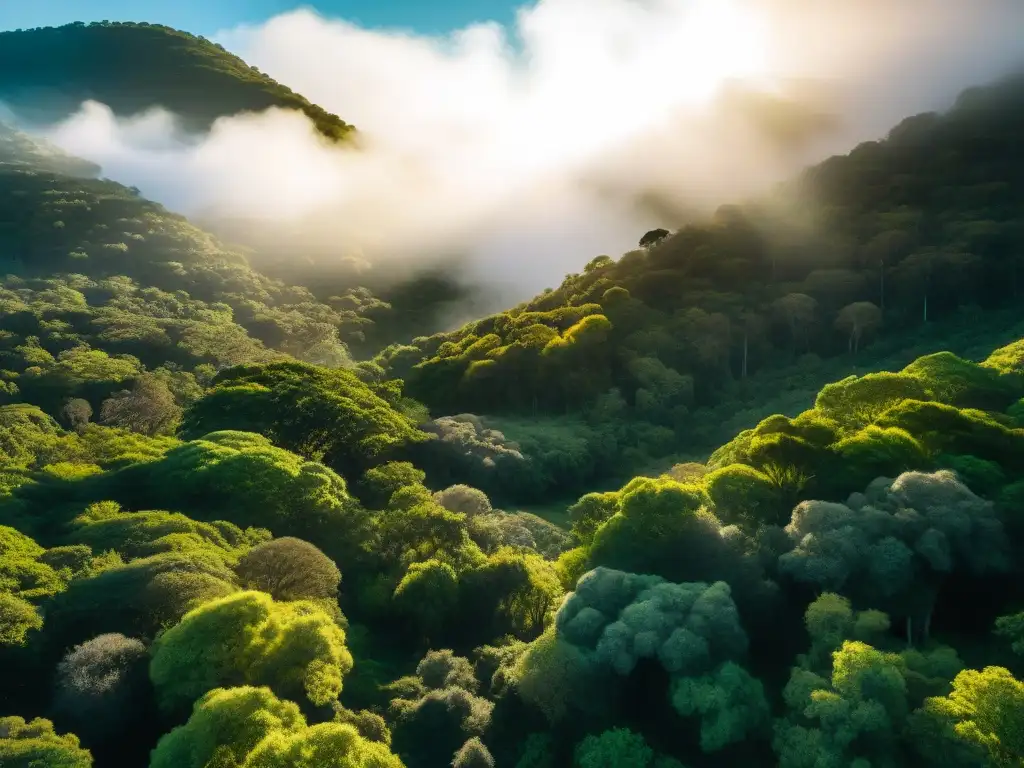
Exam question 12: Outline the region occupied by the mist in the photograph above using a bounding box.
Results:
[35,0,1024,307]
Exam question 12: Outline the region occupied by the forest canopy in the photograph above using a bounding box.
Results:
[1,28,1024,768]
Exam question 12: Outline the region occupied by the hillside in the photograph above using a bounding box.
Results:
[0,22,353,141]
[0,121,409,421]
[2,265,1024,768]
[376,72,1024,502]
[1,33,1024,768]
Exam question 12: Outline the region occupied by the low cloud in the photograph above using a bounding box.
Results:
[36,0,1024,306]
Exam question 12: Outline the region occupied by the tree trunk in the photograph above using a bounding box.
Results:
[880,265,886,311]
[923,266,931,323]
[923,606,933,644]
[906,616,913,648]
[742,331,748,379]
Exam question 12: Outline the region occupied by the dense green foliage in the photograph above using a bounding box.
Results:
[181,361,426,477]
[0,715,93,766]
[0,22,481,353]
[150,686,403,768]
[379,73,1024,502]
[2,45,1024,768]
[0,22,353,140]
[0,122,395,410]
[149,590,353,712]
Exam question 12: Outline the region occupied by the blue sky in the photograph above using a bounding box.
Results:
[0,1,520,37]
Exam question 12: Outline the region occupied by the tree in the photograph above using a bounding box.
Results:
[417,650,478,692]
[434,485,492,517]
[0,404,75,468]
[149,591,353,713]
[705,463,787,531]
[774,640,910,767]
[776,590,965,767]
[917,666,1024,767]
[180,361,425,477]
[875,399,1023,468]
[888,250,980,323]
[459,548,563,640]
[389,653,494,768]
[52,634,151,744]
[574,728,652,768]
[904,351,1024,411]
[513,625,605,723]
[372,492,481,572]
[359,461,426,509]
[61,398,92,431]
[332,705,392,745]
[151,685,403,767]
[639,229,671,248]
[995,612,1024,656]
[150,686,304,768]
[671,661,770,753]
[243,721,405,767]
[112,431,369,563]
[800,593,891,670]
[585,477,773,619]
[863,229,915,309]
[0,716,92,767]
[736,310,767,378]
[453,736,495,768]
[392,560,460,644]
[832,426,930,492]
[0,591,42,645]
[540,314,614,405]
[678,308,731,374]
[281,322,352,369]
[814,372,928,429]
[43,550,239,652]
[65,502,250,563]
[39,545,93,577]
[772,293,818,352]
[515,733,558,768]
[779,470,1010,644]
[982,337,1024,376]
[568,492,620,545]
[627,357,693,419]
[0,525,64,645]
[469,510,572,559]
[515,567,765,749]
[835,301,882,353]
[235,537,341,602]
[99,373,181,435]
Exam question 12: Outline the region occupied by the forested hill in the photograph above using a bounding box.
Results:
[0,120,407,420]
[3,219,1024,768]
[2,36,1024,767]
[0,22,353,141]
[372,72,1024,499]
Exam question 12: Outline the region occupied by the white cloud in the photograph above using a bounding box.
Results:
[36,0,1024,306]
